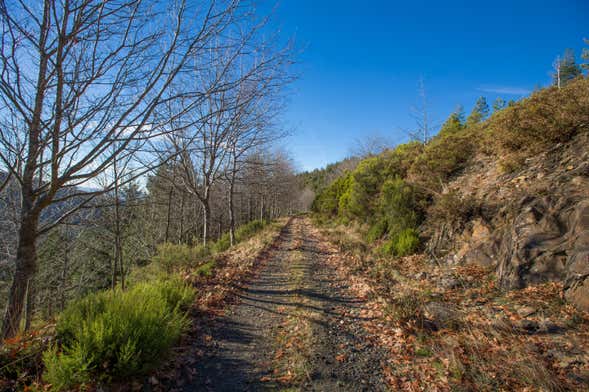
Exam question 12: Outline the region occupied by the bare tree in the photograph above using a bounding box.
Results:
[168,21,294,246]
[0,0,246,339]
[349,134,393,158]
[409,77,432,144]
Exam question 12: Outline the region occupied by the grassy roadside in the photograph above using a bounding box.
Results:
[0,218,288,391]
[146,217,290,389]
[311,217,589,391]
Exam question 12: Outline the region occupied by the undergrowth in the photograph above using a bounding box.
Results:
[42,278,195,390]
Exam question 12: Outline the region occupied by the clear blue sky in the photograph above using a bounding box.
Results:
[267,0,589,171]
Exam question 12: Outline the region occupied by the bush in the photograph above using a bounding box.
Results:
[212,233,232,253]
[380,228,420,257]
[488,77,589,168]
[152,243,210,272]
[426,190,477,230]
[366,219,388,243]
[408,128,478,193]
[43,278,195,389]
[235,219,266,241]
[393,228,420,256]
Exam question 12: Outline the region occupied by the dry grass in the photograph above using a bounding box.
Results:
[314,218,589,391]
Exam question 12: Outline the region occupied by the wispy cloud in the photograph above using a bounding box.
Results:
[477,85,532,95]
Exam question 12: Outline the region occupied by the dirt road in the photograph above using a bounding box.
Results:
[183,217,387,391]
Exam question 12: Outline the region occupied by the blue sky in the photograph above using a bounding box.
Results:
[267,0,589,171]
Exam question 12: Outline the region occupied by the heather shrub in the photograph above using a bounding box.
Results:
[43,278,195,389]
[152,242,210,272]
[488,77,589,168]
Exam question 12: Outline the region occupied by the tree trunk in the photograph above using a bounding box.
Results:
[179,192,185,244]
[228,171,236,246]
[202,199,211,247]
[2,212,39,339]
[24,278,34,332]
[164,187,173,243]
[61,243,69,311]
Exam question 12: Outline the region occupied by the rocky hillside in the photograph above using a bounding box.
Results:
[312,77,589,312]
[428,131,589,311]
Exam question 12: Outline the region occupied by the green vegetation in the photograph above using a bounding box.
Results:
[151,219,268,274]
[43,278,195,389]
[312,77,589,258]
[34,218,272,390]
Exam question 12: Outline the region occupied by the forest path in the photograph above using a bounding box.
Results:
[185,217,387,391]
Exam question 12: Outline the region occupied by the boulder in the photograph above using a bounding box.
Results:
[455,219,499,267]
[423,302,460,330]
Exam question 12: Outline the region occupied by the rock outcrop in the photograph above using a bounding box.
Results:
[427,132,589,312]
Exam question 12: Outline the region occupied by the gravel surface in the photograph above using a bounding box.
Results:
[184,217,388,391]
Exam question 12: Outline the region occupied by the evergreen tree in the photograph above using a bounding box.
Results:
[466,97,489,127]
[493,97,506,112]
[582,39,589,72]
[553,48,582,87]
[439,106,465,135]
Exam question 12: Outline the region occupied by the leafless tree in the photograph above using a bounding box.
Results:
[349,134,393,158]
[0,0,247,339]
[409,77,432,144]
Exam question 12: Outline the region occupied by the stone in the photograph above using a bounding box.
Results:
[455,219,498,267]
[423,302,460,330]
[438,275,460,290]
[497,196,583,290]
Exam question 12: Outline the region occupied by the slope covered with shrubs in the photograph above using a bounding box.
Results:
[312,77,589,262]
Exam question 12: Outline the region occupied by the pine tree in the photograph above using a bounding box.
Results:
[582,39,589,72]
[439,106,465,135]
[466,96,489,127]
[553,48,582,88]
[493,97,506,112]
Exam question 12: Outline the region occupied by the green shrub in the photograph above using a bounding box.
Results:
[212,233,232,253]
[194,260,216,277]
[380,228,420,257]
[312,173,353,216]
[152,243,210,272]
[488,77,589,164]
[408,127,478,193]
[392,228,420,256]
[235,219,266,241]
[44,278,195,389]
[376,177,421,231]
[366,219,388,243]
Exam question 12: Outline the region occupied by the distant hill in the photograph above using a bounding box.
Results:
[298,157,360,194]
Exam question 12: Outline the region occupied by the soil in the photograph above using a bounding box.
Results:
[183,217,388,391]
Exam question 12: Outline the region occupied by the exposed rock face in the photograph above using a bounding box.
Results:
[495,197,589,312]
[454,219,498,267]
[427,132,589,312]
[497,196,570,289]
[563,199,589,312]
